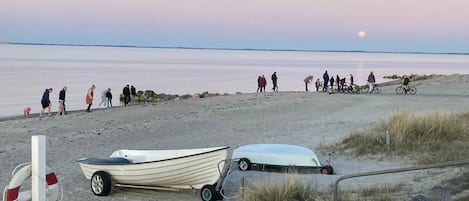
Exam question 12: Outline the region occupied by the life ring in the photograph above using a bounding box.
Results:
[4,164,60,201]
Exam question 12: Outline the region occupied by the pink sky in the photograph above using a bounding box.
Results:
[1,0,468,52]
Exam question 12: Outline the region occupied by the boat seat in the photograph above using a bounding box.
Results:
[79,157,131,165]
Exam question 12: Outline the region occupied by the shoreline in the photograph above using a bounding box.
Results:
[1,74,469,200]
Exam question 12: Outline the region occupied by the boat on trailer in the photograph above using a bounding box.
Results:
[77,146,230,201]
[232,144,333,174]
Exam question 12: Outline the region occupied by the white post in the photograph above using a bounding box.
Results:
[32,135,46,201]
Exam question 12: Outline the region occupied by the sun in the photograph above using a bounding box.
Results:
[358,31,366,38]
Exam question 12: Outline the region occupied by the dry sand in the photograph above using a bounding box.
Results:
[1,74,469,200]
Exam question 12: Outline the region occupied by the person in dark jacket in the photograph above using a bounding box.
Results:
[329,76,335,93]
[40,88,53,119]
[123,84,130,106]
[367,71,376,93]
[58,86,67,115]
[130,85,136,103]
[106,88,113,107]
[323,71,329,92]
[271,72,278,92]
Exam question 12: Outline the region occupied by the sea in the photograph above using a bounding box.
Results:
[1,44,468,118]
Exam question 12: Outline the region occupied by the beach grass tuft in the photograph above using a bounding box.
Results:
[242,174,407,201]
[333,111,469,164]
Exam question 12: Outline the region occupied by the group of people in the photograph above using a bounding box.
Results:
[36,86,68,119]
[259,71,376,94]
[32,84,137,119]
[122,84,137,106]
[257,72,278,93]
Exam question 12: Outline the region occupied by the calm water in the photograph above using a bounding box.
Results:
[1,44,468,117]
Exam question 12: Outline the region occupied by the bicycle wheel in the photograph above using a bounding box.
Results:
[409,87,417,95]
[396,86,404,94]
[317,86,323,92]
[374,86,381,93]
[361,85,369,93]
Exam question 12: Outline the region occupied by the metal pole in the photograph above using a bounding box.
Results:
[240,177,245,201]
[333,159,469,201]
[32,135,46,201]
[385,130,390,145]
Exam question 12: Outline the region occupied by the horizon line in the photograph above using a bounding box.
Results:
[3,41,468,56]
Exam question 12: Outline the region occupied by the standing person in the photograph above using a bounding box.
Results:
[350,74,354,86]
[256,75,262,92]
[330,76,335,92]
[58,86,67,115]
[367,71,376,93]
[271,72,278,92]
[336,75,340,91]
[85,84,95,112]
[106,88,113,107]
[130,85,136,103]
[123,84,130,106]
[304,75,313,91]
[260,75,267,92]
[40,88,53,119]
[315,78,321,92]
[323,70,329,92]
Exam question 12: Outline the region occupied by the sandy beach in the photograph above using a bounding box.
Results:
[2,74,469,201]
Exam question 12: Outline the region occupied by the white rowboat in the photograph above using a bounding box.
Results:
[78,146,229,198]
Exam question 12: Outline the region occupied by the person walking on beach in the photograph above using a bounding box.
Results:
[350,74,354,86]
[40,88,53,119]
[257,76,262,92]
[329,76,335,93]
[259,75,267,92]
[58,86,67,115]
[323,71,329,92]
[131,85,136,103]
[304,75,313,91]
[271,72,278,92]
[85,84,95,112]
[315,78,321,92]
[123,84,130,106]
[367,71,376,93]
[106,88,113,107]
[98,88,108,107]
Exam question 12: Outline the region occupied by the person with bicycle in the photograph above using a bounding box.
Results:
[367,71,376,93]
[403,75,410,94]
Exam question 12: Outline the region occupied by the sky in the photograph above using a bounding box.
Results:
[1,0,469,53]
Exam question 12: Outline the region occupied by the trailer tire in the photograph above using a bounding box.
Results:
[320,165,334,175]
[91,171,112,196]
[201,184,220,201]
[238,158,251,171]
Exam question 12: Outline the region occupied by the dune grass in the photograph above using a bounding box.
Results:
[333,111,469,164]
[242,174,406,201]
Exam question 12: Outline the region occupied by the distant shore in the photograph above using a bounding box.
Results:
[5,42,469,55]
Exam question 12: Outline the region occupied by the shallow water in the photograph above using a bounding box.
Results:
[1,44,468,117]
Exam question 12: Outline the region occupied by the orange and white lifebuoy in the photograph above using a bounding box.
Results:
[4,164,60,201]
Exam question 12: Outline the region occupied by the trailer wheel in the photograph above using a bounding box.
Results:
[320,165,334,175]
[201,184,220,201]
[91,171,112,196]
[238,158,252,171]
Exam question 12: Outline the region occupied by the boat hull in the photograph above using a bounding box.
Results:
[78,147,228,190]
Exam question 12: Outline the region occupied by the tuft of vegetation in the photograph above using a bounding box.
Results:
[242,174,407,201]
[332,111,469,164]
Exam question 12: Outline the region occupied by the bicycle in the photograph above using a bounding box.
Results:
[396,84,417,95]
[361,84,381,93]
[344,83,360,94]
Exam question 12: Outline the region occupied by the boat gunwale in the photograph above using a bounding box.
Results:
[77,146,230,165]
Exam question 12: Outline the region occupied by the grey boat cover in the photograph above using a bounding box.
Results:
[78,157,131,165]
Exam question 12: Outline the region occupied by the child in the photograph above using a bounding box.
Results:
[24,107,31,118]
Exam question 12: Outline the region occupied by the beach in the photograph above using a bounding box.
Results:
[1,74,469,200]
